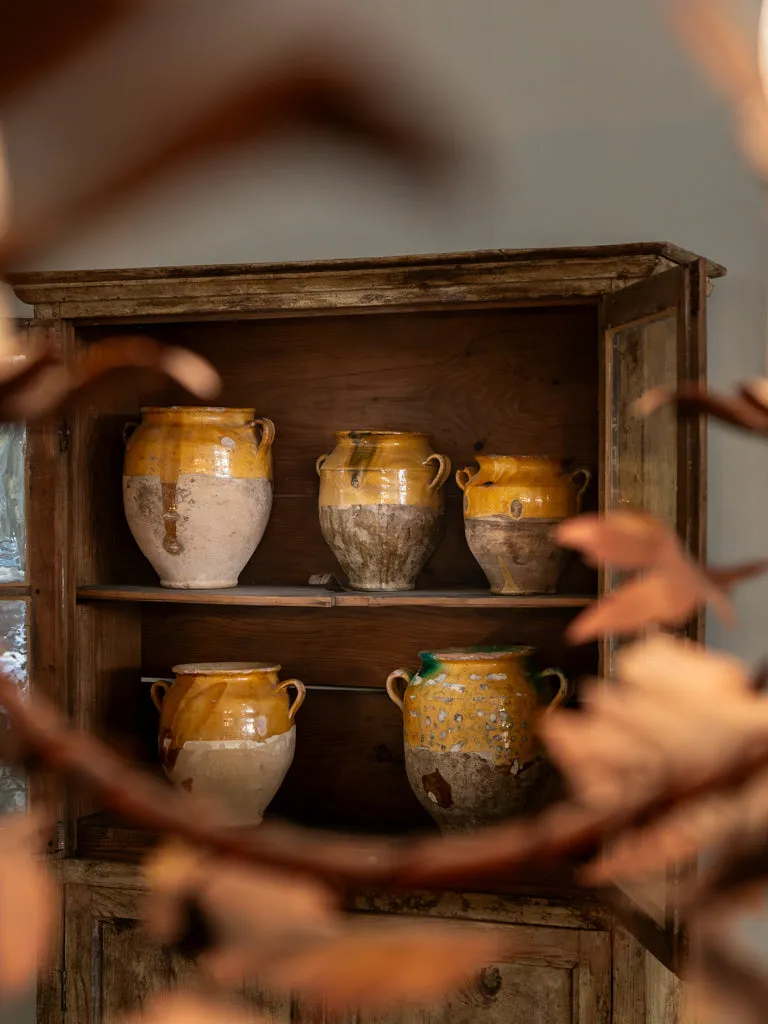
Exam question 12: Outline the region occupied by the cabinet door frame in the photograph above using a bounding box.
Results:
[598,258,707,971]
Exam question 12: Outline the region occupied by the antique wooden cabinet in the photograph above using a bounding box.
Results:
[8,242,721,1024]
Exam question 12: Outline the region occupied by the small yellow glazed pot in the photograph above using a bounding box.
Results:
[456,455,590,595]
[387,646,568,832]
[123,407,275,589]
[151,661,305,826]
[316,430,451,591]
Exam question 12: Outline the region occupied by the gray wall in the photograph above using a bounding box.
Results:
[7,5,768,647]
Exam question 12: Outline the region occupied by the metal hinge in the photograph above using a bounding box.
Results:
[60,967,67,1014]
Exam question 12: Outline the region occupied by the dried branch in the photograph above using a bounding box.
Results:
[636,378,768,437]
[0,13,456,269]
[0,334,220,422]
[555,510,741,643]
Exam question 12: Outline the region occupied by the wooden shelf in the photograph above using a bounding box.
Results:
[76,584,593,609]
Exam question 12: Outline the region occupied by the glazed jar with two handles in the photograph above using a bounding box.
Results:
[456,455,591,595]
[387,646,568,832]
[123,406,275,589]
[316,430,451,591]
[151,661,305,827]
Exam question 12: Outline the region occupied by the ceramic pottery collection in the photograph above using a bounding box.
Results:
[151,661,305,826]
[316,430,451,591]
[123,406,275,589]
[457,456,591,594]
[387,646,568,832]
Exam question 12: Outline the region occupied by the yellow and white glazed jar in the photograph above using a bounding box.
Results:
[151,661,305,826]
[316,430,451,591]
[456,455,591,595]
[387,646,568,832]
[123,407,275,589]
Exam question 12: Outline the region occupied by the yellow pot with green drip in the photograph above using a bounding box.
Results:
[151,661,306,827]
[387,646,568,832]
[456,455,591,595]
[123,406,275,589]
[316,430,451,591]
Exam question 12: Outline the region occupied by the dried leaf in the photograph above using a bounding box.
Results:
[565,567,732,645]
[0,814,57,995]
[556,510,676,569]
[120,991,263,1024]
[541,636,768,819]
[248,920,508,1012]
[144,841,338,951]
[556,511,732,643]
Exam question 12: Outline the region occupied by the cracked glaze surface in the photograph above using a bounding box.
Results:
[388,646,568,832]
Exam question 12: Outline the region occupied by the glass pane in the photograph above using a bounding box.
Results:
[0,599,28,815]
[610,313,678,523]
[605,312,679,926]
[0,423,26,582]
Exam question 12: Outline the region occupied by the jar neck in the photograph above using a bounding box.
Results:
[141,407,255,428]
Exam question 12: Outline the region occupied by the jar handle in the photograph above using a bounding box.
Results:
[455,467,474,492]
[150,680,169,713]
[122,421,139,446]
[275,678,306,720]
[570,466,592,505]
[316,453,328,476]
[249,417,276,456]
[385,669,412,712]
[537,668,569,712]
[424,453,451,493]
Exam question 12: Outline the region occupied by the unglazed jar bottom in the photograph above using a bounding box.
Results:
[319,504,443,591]
[164,727,296,826]
[124,474,272,589]
[465,517,564,594]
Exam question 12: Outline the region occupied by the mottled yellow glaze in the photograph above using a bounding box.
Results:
[151,661,305,769]
[124,407,274,483]
[317,431,450,509]
[387,646,568,768]
[456,456,590,520]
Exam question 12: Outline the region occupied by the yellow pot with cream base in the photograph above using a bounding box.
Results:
[316,430,450,591]
[151,662,305,827]
[123,406,275,589]
[456,455,590,595]
[387,646,568,832]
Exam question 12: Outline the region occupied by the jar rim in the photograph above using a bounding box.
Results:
[172,661,281,675]
[334,429,429,439]
[140,406,256,415]
[419,645,535,661]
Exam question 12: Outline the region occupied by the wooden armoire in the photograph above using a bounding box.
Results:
[8,242,721,1024]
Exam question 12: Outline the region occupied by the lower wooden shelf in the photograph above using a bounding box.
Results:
[76,584,593,609]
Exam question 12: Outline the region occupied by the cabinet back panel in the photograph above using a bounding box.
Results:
[140,604,597,685]
[76,306,598,587]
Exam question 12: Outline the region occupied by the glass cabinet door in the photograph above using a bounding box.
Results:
[600,260,706,968]
[601,261,706,678]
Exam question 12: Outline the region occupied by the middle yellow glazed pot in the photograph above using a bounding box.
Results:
[151,661,305,827]
[387,646,568,832]
[316,430,451,591]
